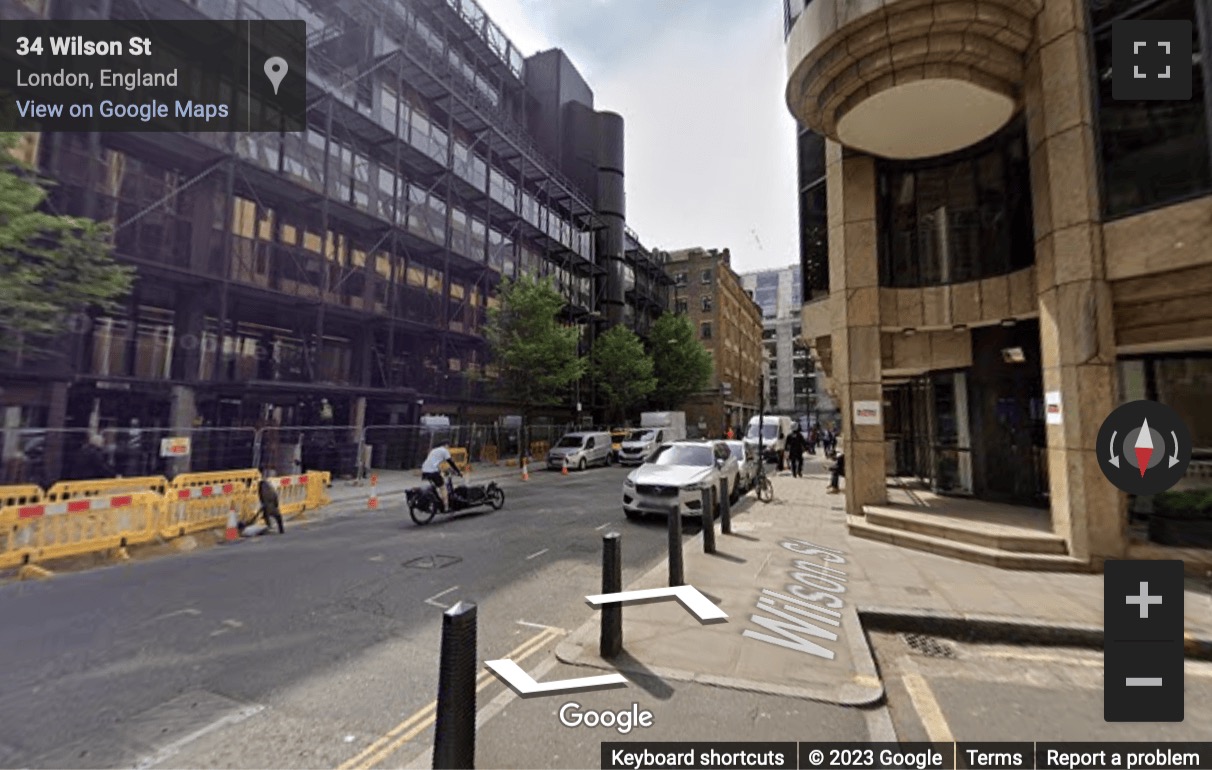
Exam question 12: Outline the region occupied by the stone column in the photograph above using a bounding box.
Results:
[1025,0,1123,562]
[826,142,886,515]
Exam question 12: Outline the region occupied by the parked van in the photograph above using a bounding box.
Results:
[744,415,794,464]
[547,431,612,471]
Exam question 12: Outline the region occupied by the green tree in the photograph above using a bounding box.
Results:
[591,324,656,424]
[483,272,586,421]
[650,312,712,409]
[0,133,133,365]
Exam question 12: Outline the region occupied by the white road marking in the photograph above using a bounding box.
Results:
[516,620,566,632]
[525,548,549,560]
[423,586,459,608]
[209,619,244,637]
[134,704,264,769]
[595,523,611,530]
[154,608,201,621]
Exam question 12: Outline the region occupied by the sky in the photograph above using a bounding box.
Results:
[470,0,801,275]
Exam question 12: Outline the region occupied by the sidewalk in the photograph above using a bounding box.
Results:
[546,455,1212,708]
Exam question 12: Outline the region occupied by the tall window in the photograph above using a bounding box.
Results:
[701,296,712,312]
[798,126,828,301]
[701,322,712,339]
[1091,0,1211,218]
[877,118,1033,287]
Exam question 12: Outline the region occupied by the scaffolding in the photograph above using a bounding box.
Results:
[8,0,669,424]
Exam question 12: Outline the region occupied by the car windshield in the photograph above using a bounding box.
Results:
[653,444,713,467]
[555,436,583,448]
[628,430,654,441]
[727,443,745,460]
[746,424,779,440]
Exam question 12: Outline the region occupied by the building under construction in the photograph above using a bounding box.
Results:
[1,0,672,458]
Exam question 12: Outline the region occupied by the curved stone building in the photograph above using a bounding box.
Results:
[786,0,1212,569]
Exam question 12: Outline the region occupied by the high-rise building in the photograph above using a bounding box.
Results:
[785,0,1212,566]
[0,0,669,471]
[664,248,763,437]
[739,266,837,422]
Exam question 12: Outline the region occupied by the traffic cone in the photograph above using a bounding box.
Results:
[562,456,569,476]
[368,473,379,510]
[224,505,239,543]
[521,457,529,481]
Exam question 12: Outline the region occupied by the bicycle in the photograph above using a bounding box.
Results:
[752,462,774,504]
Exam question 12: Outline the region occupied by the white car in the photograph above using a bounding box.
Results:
[724,439,757,498]
[622,440,739,520]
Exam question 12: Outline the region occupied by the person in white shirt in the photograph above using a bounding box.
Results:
[421,440,462,511]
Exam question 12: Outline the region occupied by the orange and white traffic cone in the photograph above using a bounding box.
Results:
[521,458,530,481]
[562,456,569,476]
[224,505,239,543]
[368,473,379,510]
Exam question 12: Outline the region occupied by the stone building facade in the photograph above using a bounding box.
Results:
[785,0,1212,567]
[664,248,764,438]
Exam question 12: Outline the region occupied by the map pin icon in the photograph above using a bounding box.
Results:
[264,57,288,95]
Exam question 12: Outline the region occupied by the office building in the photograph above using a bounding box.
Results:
[785,0,1212,566]
[0,0,669,476]
[664,248,763,437]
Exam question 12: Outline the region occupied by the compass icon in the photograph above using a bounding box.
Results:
[1097,400,1191,495]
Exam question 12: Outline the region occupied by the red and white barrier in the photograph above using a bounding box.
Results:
[17,494,135,519]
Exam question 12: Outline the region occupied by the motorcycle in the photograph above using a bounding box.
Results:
[406,470,505,525]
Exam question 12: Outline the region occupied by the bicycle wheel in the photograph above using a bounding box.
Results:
[755,476,774,503]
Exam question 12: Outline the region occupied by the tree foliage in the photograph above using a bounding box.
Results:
[649,312,713,409]
[483,272,586,417]
[591,324,656,423]
[0,133,133,363]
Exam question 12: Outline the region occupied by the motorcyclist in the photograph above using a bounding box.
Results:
[420,440,462,512]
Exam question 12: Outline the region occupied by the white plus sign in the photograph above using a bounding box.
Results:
[1126,581,1163,619]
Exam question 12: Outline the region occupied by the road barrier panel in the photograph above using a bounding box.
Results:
[0,491,161,571]
[44,476,169,503]
[268,473,314,517]
[163,470,259,539]
[0,485,43,509]
[449,447,470,474]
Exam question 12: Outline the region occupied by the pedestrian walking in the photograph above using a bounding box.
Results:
[258,471,285,533]
[786,425,807,478]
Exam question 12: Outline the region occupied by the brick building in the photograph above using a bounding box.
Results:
[663,248,763,438]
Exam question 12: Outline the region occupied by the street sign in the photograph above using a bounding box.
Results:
[853,400,881,425]
[160,437,191,458]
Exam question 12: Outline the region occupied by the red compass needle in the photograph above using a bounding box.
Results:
[1133,418,1154,478]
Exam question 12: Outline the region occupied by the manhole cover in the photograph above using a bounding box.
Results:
[902,633,956,659]
[402,555,462,569]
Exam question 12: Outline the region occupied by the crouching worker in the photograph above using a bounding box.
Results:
[258,471,285,533]
[826,452,845,494]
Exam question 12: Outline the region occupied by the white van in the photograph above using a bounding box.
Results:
[547,431,612,471]
[744,415,794,464]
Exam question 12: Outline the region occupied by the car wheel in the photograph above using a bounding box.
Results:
[624,509,641,521]
[578,457,587,471]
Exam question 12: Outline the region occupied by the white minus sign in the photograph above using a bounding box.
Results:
[525,548,549,560]
[1126,677,1163,686]
[595,523,611,530]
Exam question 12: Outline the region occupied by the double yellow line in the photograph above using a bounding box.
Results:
[339,626,562,770]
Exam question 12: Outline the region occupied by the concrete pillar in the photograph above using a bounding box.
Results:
[826,143,886,515]
[168,385,197,477]
[1025,0,1123,562]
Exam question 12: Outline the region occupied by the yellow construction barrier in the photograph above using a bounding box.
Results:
[0,491,161,571]
[268,472,331,517]
[480,444,499,464]
[529,441,550,460]
[162,470,259,539]
[45,476,169,503]
[0,485,43,509]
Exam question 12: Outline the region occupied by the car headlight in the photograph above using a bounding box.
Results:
[624,477,635,488]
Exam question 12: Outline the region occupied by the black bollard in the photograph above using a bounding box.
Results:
[600,532,622,658]
[433,600,477,769]
[667,503,684,586]
[719,477,732,535]
[700,488,716,554]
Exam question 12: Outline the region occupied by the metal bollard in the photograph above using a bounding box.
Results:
[719,477,732,535]
[667,502,684,586]
[700,488,716,554]
[600,532,622,658]
[433,600,477,769]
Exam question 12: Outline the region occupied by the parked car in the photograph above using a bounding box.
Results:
[547,431,612,471]
[724,439,757,499]
[617,427,666,465]
[622,440,739,520]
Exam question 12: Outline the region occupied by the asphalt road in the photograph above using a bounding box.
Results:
[0,464,872,769]
[872,631,1212,742]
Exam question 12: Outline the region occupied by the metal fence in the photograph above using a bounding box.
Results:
[0,422,599,486]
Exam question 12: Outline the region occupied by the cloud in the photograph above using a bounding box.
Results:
[472,0,799,274]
